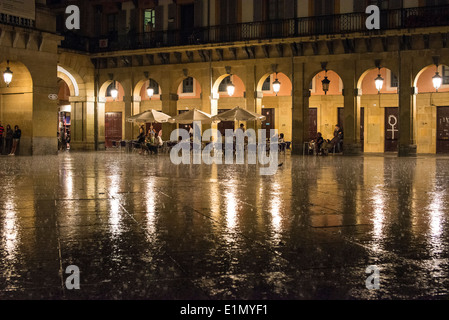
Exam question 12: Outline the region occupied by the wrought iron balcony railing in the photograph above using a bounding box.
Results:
[57,4,449,53]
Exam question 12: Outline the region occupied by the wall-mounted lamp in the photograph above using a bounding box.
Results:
[321,62,330,95]
[3,60,13,87]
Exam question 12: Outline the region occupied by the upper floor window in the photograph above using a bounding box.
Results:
[107,14,118,33]
[219,76,232,92]
[182,77,194,93]
[106,82,116,97]
[390,72,398,88]
[442,66,449,85]
[148,79,160,95]
[267,0,283,20]
[314,0,335,16]
[262,76,271,91]
[144,9,155,32]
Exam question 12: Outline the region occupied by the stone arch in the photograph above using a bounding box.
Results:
[256,72,292,96]
[212,73,246,98]
[133,78,162,99]
[357,67,398,95]
[99,80,125,101]
[0,60,34,155]
[57,65,82,97]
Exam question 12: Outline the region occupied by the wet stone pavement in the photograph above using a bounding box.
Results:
[1,152,449,300]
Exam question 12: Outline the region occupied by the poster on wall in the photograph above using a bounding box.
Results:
[0,0,35,21]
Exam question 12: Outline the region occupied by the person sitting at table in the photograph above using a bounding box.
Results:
[316,132,324,155]
[279,133,286,152]
[145,131,158,154]
[137,126,145,144]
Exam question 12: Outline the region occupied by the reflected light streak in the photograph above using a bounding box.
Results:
[108,173,122,236]
[270,182,282,240]
[428,191,444,255]
[2,198,19,260]
[145,179,156,236]
[371,185,386,252]
[225,190,237,232]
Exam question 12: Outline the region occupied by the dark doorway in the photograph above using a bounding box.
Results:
[217,109,235,137]
[437,106,449,154]
[180,4,195,45]
[261,108,275,140]
[385,107,399,152]
[105,112,122,148]
[309,108,318,141]
[360,107,365,152]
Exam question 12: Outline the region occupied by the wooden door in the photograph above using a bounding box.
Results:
[105,112,122,148]
[309,108,318,140]
[437,106,449,154]
[385,107,399,152]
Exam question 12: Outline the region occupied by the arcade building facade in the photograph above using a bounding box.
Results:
[2,0,449,156]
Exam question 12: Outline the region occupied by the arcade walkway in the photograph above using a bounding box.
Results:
[0,152,448,299]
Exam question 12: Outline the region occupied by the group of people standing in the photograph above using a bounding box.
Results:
[0,123,22,156]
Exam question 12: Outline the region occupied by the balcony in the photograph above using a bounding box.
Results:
[59,4,449,53]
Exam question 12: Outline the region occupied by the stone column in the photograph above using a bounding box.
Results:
[32,85,58,155]
[291,61,309,154]
[161,93,178,141]
[96,97,106,151]
[342,76,362,155]
[398,52,417,157]
[123,95,133,140]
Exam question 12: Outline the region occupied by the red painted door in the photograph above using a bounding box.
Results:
[105,112,122,148]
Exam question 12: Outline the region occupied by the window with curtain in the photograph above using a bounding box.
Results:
[144,9,155,32]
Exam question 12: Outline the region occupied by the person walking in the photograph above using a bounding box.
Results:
[5,125,13,155]
[9,125,21,156]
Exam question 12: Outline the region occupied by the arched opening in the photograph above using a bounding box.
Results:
[308,70,344,152]
[57,78,72,151]
[0,60,33,155]
[212,74,246,136]
[134,78,163,137]
[100,80,125,148]
[256,72,292,141]
[414,64,449,154]
[358,67,399,153]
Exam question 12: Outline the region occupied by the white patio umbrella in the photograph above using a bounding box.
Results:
[126,109,172,123]
[170,108,218,124]
[211,106,266,122]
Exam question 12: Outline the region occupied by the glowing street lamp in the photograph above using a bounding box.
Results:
[146,86,154,100]
[321,74,330,95]
[433,70,442,92]
[110,81,118,100]
[375,69,384,93]
[272,74,281,96]
[3,60,13,87]
[227,76,235,96]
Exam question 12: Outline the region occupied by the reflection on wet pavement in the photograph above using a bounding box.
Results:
[1,153,449,299]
